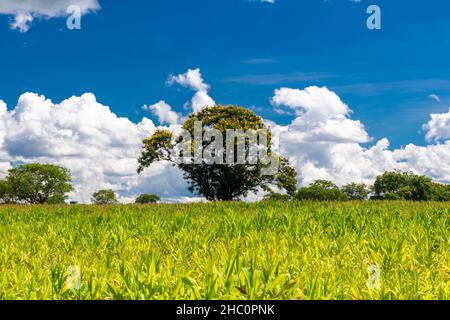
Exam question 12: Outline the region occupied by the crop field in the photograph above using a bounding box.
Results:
[0,201,448,300]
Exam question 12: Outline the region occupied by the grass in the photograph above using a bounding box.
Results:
[0,201,448,300]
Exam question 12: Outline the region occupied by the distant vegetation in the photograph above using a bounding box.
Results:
[1,162,449,204]
[0,106,449,205]
[0,163,72,204]
[135,194,160,204]
[91,189,118,205]
[372,171,448,201]
[285,171,449,202]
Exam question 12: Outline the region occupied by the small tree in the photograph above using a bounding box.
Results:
[295,180,348,201]
[341,183,369,200]
[92,189,118,205]
[135,194,160,204]
[6,163,72,204]
[373,171,434,201]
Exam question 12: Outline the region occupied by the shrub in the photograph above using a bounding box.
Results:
[135,194,160,204]
[295,180,348,201]
[92,189,118,205]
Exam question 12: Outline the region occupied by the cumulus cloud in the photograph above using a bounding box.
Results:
[271,86,370,143]
[0,92,190,203]
[0,75,449,203]
[167,68,215,113]
[423,108,450,142]
[271,86,450,187]
[143,100,180,125]
[0,0,100,32]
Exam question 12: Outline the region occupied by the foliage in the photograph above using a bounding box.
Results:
[341,183,370,200]
[137,130,173,171]
[0,202,448,300]
[432,183,450,201]
[295,180,348,201]
[138,106,297,201]
[92,189,118,205]
[135,194,160,204]
[0,180,15,204]
[263,193,290,202]
[2,163,72,204]
[272,157,298,198]
[373,171,434,201]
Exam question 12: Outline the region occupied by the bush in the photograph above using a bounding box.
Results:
[295,180,348,201]
[263,193,290,202]
[0,180,14,204]
[341,183,369,200]
[92,189,118,205]
[432,183,450,201]
[373,171,434,201]
[135,194,160,204]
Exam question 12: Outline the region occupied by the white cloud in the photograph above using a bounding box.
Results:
[190,91,216,114]
[0,77,449,204]
[143,100,180,125]
[423,108,450,142]
[167,68,216,113]
[271,86,370,143]
[428,94,441,103]
[0,0,100,32]
[167,68,209,92]
[393,142,450,183]
[271,86,450,187]
[0,92,190,203]
[10,13,33,33]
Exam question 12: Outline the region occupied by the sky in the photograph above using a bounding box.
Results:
[0,0,449,202]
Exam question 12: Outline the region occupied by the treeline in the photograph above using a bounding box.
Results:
[0,163,449,205]
[0,163,159,205]
[266,171,450,202]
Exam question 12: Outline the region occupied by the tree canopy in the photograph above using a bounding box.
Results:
[92,189,118,205]
[295,180,348,201]
[341,183,370,200]
[0,163,72,204]
[432,182,450,201]
[135,194,160,204]
[373,171,435,201]
[138,106,297,201]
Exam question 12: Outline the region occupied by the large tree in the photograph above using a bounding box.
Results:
[138,106,297,201]
[5,163,72,204]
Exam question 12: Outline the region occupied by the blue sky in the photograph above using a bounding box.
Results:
[1,0,449,149]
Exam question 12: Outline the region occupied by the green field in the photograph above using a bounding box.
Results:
[0,202,448,300]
